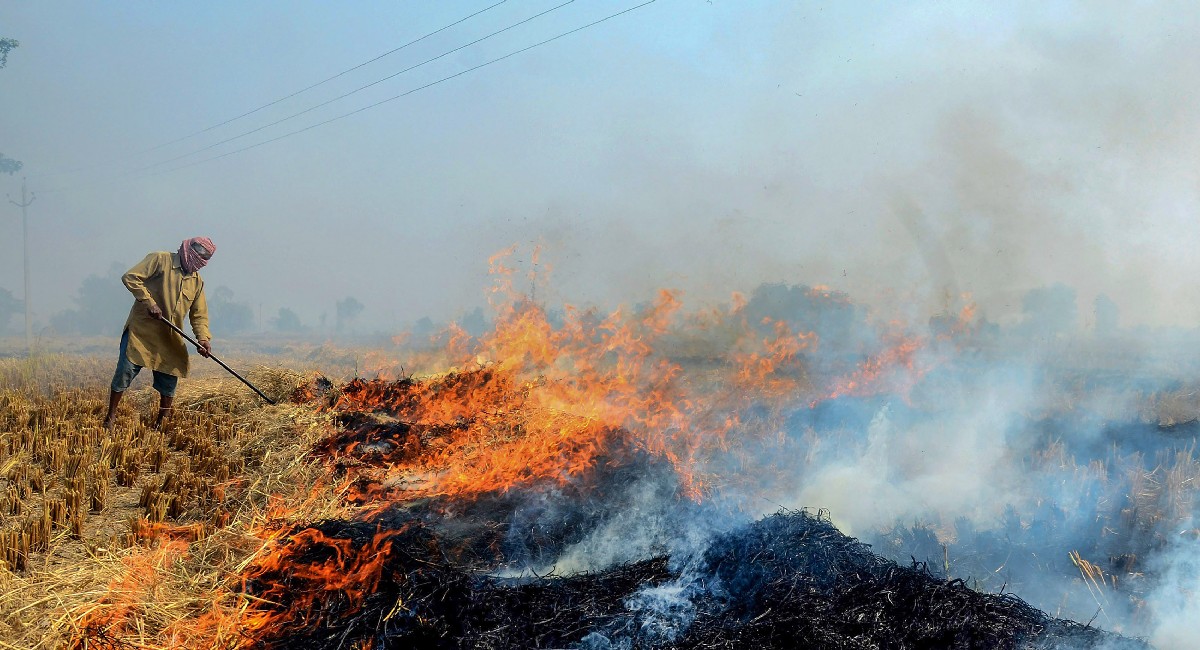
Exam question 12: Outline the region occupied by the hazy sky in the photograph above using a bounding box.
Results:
[3,1,1200,332]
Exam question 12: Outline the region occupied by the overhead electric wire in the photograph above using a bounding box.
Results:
[139,0,579,172]
[43,0,659,194]
[144,0,510,153]
[156,0,659,176]
[32,1,508,182]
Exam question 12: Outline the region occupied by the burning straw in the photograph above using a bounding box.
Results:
[193,505,1149,649]
[0,272,1180,648]
[69,361,1152,649]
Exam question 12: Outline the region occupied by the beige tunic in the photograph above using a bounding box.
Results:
[121,251,211,378]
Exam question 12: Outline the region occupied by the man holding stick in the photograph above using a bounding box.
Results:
[102,237,215,430]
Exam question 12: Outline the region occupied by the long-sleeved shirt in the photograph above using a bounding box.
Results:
[121,251,211,378]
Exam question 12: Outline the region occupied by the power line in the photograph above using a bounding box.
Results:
[31,1,508,181]
[139,0,579,172]
[143,0,510,153]
[158,0,658,175]
[44,0,659,192]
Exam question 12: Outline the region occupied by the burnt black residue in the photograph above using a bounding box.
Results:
[236,509,1146,650]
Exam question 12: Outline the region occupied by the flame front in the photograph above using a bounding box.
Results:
[325,286,829,506]
[71,250,974,648]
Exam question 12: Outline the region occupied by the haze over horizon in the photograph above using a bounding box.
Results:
[3,1,1200,335]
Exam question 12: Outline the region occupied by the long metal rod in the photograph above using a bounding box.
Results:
[157,316,277,404]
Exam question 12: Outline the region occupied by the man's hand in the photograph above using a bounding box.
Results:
[197,339,212,358]
[147,303,164,320]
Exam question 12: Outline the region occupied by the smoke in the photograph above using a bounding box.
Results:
[1145,527,1200,649]
[301,258,1199,648]
[549,475,730,576]
[476,279,1195,644]
[784,399,1032,538]
[774,360,1042,536]
[744,333,1194,640]
[6,3,1200,336]
[363,2,1200,643]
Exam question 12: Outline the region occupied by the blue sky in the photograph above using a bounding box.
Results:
[2,1,1199,332]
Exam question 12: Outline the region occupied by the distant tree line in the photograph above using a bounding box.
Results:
[271,296,366,334]
[49,263,128,335]
[38,262,375,338]
[13,263,1123,342]
[46,265,257,336]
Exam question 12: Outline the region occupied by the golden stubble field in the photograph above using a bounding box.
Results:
[0,345,361,649]
[0,327,1197,648]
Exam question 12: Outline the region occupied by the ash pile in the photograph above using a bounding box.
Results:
[247,507,1146,650]
[241,376,1148,650]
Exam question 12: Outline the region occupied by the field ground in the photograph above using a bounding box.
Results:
[0,331,1196,647]
[0,348,344,648]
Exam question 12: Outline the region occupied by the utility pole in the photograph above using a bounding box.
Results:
[7,178,34,354]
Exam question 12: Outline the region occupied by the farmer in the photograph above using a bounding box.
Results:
[102,237,216,430]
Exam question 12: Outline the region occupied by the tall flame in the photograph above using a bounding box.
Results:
[71,247,977,648]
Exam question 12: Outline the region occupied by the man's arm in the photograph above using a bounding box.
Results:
[122,253,164,318]
[190,285,212,357]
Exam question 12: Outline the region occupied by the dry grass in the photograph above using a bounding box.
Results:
[1140,387,1200,427]
[0,356,343,649]
[0,340,1197,647]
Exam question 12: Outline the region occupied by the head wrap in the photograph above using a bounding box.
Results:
[179,237,216,275]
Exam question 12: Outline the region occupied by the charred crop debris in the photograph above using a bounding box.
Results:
[231,375,1151,650]
[243,507,1145,650]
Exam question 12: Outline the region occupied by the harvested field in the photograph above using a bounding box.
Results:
[0,361,332,648]
[0,292,1193,649]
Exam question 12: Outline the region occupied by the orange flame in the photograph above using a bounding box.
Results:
[236,527,402,639]
[817,334,927,406]
[71,538,192,648]
[76,248,972,648]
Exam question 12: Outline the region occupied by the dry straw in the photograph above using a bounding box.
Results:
[0,358,337,649]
